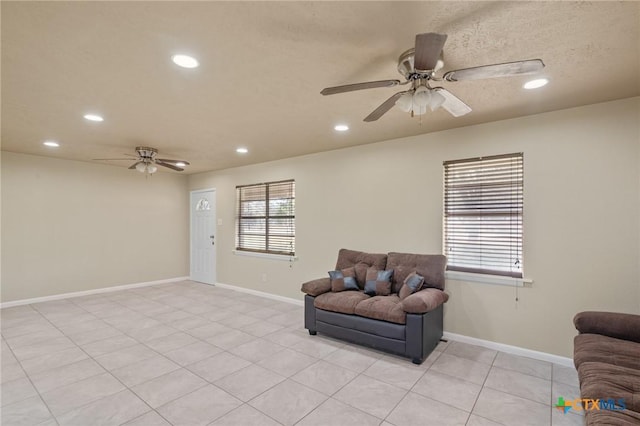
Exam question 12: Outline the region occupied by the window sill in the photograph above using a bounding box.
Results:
[445,271,533,287]
[232,250,298,262]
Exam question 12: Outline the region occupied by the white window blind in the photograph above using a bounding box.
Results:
[443,153,523,278]
[236,179,295,256]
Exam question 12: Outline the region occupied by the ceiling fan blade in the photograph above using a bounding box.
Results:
[435,88,472,117]
[128,161,142,170]
[156,161,184,172]
[414,33,447,71]
[443,59,545,81]
[321,80,401,96]
[363,90,411,122]
[157,158,190,165]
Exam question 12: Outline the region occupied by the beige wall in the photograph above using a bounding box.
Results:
[190,97,640,357]
[1,152,189,302]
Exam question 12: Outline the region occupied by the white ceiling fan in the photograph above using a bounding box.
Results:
[321,32,545,121]
[93,146,190,174]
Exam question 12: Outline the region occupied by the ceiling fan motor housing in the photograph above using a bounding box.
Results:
[136,146,158,162]
[397,48,444,81]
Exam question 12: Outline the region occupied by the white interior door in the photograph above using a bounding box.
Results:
[190,189,216,285]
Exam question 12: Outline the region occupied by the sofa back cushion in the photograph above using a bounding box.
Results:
[387,252,447,292]
[335,249,387,288]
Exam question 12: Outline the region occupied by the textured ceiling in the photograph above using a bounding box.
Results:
[2,1,639,174]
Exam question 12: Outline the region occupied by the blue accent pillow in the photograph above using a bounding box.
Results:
[329,268,358,292]
[364,269,394,296]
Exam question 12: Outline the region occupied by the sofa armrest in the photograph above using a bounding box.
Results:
[574,311,640,343]
[301,278,331,296]
[401,288,449,314]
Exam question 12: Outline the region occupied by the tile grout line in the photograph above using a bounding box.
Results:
[398,347,491,423]
[550,362,554,426]
[12,285,203,425]
[4,302,110,425]
[28,300,140,422]
[378,356,430,424]
[1,329,58,425]
[114,285,302,424]
[465,348,498,425]
[4,281,573,426]
[51,283,260,425]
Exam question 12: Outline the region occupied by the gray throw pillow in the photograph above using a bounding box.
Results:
[364,268,393,296]
[399,271,425,300]
[329,267,358,292]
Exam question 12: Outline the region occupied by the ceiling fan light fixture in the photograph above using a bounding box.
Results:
[413,86,431,108]
[171,54,199,69]
[396,93,413,112]
[146,164,158,174]
[135,162,147,173]
[523,78,548,89]
[413,103,428,116]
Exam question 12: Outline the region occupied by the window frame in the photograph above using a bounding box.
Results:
[235,179,295,256]
[443,153,524,279]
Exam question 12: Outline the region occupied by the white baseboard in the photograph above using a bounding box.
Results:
[1,278,574,367]
[215,282,304,307]
[0,276,190,309]
[443,331,574,368]
[215,282,572,366]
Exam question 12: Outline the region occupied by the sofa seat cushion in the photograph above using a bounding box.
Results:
[314,291,370,315]
[574,334,640,370]
[585,409,640,425]
[578,361,640,413]
[354,295,406,324]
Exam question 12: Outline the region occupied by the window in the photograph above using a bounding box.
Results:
[195,198,210,211]
[236,179,295,256]
[443,153,523,278]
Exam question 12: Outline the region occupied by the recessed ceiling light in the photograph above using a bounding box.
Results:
[236,148,248,154]
[175,162,187,167]
[83,114,104,122]
[172,54,199,69]
[523,78,548,90]
[43,140,59,148]
[334,124,349,132]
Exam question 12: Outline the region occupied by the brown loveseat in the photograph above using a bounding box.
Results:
[301,249,448,364]
[573,311,640,425]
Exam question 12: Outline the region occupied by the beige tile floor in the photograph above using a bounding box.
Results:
[1,281,584,426]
